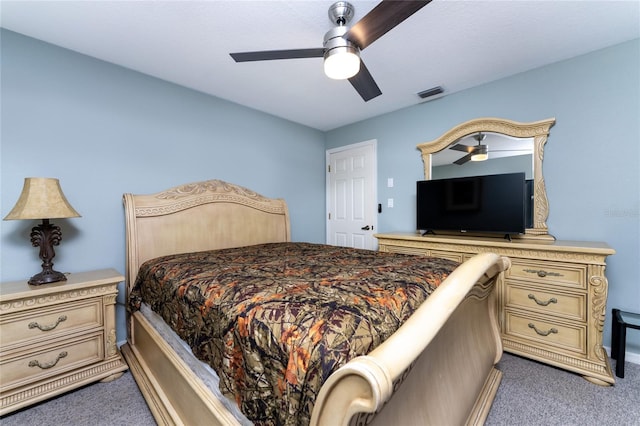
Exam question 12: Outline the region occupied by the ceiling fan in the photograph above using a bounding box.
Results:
[450,133,489,165]
[450,133,532,165]
[229,1,432,102]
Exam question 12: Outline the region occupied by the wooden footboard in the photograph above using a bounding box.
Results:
[312,252,509,426]
[122,253,509,426]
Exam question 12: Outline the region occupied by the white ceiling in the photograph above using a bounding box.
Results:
[1,1,638,131]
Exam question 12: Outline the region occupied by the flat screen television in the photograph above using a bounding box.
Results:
[416,172,526,236]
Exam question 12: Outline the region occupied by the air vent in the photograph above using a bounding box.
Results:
[417,86,444,99]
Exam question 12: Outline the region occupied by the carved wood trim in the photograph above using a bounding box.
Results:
[134,179,287,216]
[502,339,612,381]
[588,265,608,361]
[0,357,127,410]
[107,328,118,357]
[0,284,118,313]
[377,239,610,266]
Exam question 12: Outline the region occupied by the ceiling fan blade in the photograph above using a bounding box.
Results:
[345,0,432,50]
[454,153,473,165]
[450,144,474,153]
[230,48,324,62]
[348,60,382,102]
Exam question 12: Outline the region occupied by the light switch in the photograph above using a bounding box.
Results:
[387,178,394,188]
[387,198,394,208]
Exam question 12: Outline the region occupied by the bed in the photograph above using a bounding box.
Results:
[120,179,510,426]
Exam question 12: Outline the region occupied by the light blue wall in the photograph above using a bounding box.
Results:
[326,39,640,354]
[1,30,326,342]
[2,29,639,357]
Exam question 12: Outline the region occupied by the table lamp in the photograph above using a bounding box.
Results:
[3,178,81,285]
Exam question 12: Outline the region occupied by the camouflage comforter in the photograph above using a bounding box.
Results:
[129,242,458,425]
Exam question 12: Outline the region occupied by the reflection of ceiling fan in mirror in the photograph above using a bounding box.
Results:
[229,1,431,102]
[450,133,532,165]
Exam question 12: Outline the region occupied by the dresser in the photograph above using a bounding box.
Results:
[375,232,616,385]
[0,269,128,414]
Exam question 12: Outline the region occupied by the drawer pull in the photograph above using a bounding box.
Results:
[28,351,68,370]
[528,294,558,307]
[28,315,68,331]
[528,323,558,337]
[523,269,563,278]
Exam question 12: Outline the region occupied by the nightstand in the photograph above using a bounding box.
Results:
[0,269,128,415]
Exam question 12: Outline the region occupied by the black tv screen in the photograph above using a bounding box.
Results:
[417,172,526,235]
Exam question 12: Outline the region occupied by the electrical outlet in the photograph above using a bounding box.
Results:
[387,178,394,188]
[387,198,394,208]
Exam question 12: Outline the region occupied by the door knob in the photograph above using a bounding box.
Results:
[361,225,371,230]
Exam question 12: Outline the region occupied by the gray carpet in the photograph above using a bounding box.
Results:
[2,353,638,425]
[0,371,155,426]
[486,354,640,425]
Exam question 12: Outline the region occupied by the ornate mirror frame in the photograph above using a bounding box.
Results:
[417,117,556,240]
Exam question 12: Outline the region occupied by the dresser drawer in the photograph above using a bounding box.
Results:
[429,250,465,263]
[505,283,586,322]
[504,311,586,354]
[0,332,104,391]
[381,244,425,256]
[0,299,103,350]
[507,260,586,289]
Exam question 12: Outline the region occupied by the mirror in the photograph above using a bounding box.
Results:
[417,117,555,240]
[430,133,533,178]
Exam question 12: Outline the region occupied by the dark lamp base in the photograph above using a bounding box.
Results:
[29,269,68,286]
[27,219,68,286]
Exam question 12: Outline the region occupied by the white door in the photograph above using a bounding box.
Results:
[326,140,377,250]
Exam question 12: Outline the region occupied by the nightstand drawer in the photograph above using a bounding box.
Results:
[0,332,104,391]
[505,283,586,321]
[0,299,103,350]
[504,311,586,354]
[507,260,586,289]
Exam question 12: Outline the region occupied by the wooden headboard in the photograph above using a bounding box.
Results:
[123,179,291,293]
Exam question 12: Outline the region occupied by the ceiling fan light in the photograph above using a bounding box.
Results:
[471,145,488,162]
[324,46,360,79]
[323,25,360,80]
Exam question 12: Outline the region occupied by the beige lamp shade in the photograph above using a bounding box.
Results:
[4,178,81,220]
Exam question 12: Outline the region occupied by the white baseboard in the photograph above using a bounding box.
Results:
[604,345,640,365]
